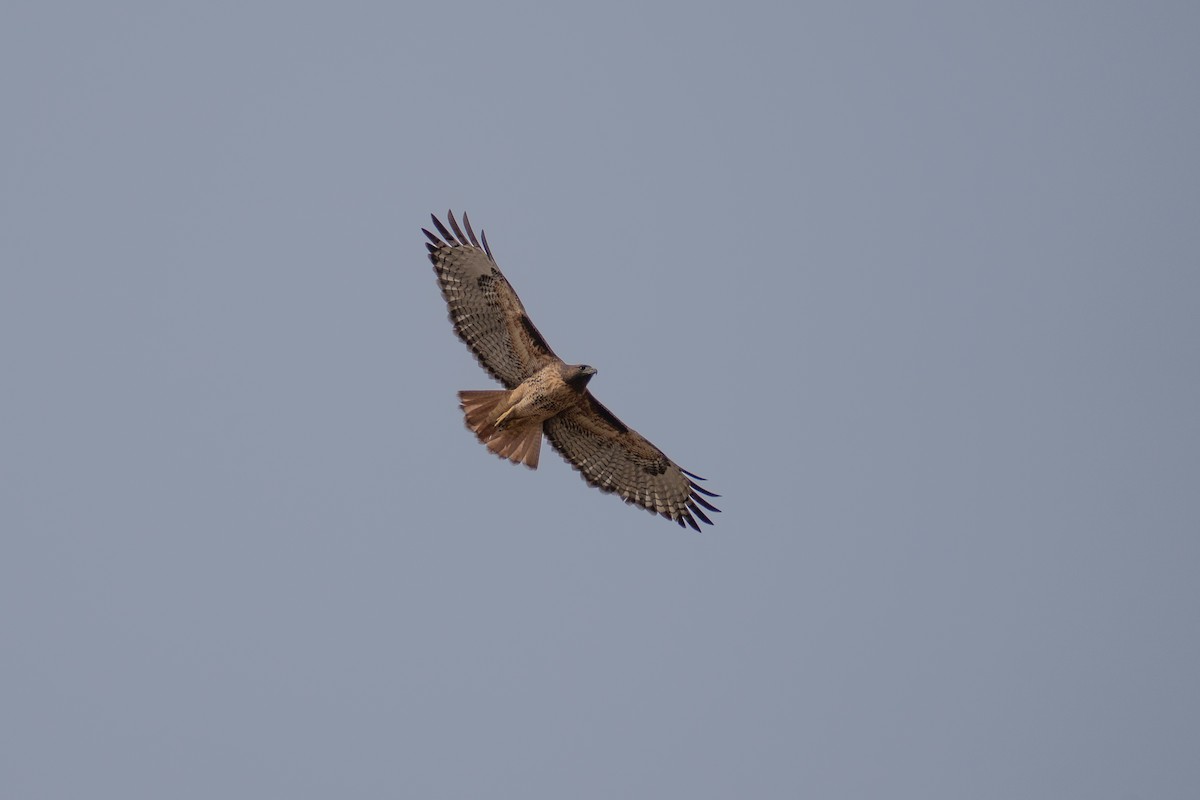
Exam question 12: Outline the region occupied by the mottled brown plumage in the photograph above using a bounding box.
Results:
[424,211,719,530]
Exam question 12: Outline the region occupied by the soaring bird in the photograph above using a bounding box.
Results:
[424,211,719,530]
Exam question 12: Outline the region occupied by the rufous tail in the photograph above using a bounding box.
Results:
[457,390,542,469]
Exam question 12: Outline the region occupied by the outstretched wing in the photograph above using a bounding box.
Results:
[424,211,559,388]
[544,394,720,531]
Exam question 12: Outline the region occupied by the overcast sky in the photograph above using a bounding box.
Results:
[3,2,1198,798]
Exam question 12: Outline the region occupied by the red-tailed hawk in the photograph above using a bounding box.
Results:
[424,211,720,530]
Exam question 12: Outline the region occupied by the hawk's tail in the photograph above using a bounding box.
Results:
[458,390,542,470]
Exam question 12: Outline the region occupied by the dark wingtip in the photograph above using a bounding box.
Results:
[447,210,469,245]
[430,214,453,241]
[687,501,713,526]
[462,212,481,248]
[430,211,491,257]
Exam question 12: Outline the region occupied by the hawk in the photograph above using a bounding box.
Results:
[424,211,720,530]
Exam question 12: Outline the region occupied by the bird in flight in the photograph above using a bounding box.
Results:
[423,211,719,530]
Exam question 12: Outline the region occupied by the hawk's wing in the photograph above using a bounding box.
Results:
[424,211,559,388]
[544,393,720,531]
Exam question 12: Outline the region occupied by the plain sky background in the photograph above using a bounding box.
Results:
[3,2,1198,798]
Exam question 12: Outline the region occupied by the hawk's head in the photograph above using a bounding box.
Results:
[565,364,597,390]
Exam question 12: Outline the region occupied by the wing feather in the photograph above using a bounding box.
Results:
[461,212,481,248]
[446,211,469,245]
[426,211,558,388]
[544,393,720,529]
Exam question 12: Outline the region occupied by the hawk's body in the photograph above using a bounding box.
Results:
[458,362,595,470]
[424,211,719,530]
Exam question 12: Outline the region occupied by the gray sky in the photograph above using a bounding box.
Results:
[3,2,1198,798]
